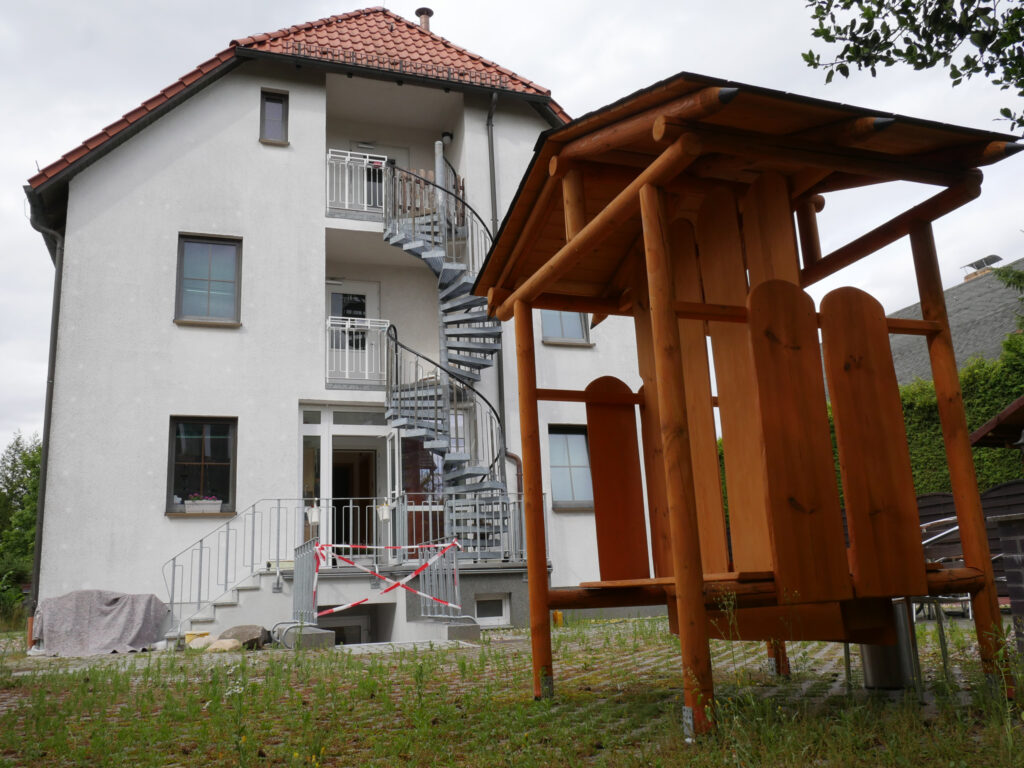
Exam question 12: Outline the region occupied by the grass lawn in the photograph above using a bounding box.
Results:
[0,617,1022,767]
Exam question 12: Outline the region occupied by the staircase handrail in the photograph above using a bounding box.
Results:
[385,162,493,242]
[386,325,506,485]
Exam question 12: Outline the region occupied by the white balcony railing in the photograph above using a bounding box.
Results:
[326,317,389,384]
[326,150,388,214]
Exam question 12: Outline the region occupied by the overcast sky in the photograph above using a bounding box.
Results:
[2,0,1021,442]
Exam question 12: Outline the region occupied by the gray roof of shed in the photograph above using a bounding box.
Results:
[890,258,1023,386]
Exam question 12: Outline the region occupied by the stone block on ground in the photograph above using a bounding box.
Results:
[207,638,243,653]
[220,624,271,649]
[188,634,218,650]
[283,625,335,650]
[447,622,482,642]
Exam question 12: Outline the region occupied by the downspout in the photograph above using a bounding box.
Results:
[26,205,65,639]
[485,91,510,447]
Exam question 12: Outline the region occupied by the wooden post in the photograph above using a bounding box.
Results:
[909,223,1003,674]
[514,299,554,699]
[639,183,714,733]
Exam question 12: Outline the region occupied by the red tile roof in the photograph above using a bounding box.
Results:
[28,7,566,190]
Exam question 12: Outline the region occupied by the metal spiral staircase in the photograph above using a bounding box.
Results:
[381,163,516,557]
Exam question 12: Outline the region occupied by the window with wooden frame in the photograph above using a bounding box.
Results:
[548,426,594,511]
[168,417,237,513]
[175,235,242,325]
[260,90,288,145]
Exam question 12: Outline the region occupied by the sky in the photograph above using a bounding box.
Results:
[1,0,1021,442]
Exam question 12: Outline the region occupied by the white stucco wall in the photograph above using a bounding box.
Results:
[41,51,631,609]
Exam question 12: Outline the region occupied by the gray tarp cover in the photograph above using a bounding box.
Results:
[32,590,168,656]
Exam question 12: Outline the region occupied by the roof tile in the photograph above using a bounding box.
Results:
[28,8,565,190]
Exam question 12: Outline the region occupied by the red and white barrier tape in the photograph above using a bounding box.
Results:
[314,539,462,617]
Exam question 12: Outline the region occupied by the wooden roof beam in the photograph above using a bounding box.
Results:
[791,116,896,145]
[654,117,971,188]
[559,86,738,161]
[801,175,981,287]
[911,140,1023,169]
[492,134,704,321]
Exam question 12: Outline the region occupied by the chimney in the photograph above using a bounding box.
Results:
[416,7,433,31]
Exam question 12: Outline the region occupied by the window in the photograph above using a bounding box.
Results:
[540,310,590,343]
[260,90,288,144]
[175,236,241,325]
[168,418,236,513]
[475,593,510,627]
[548,427,594,510]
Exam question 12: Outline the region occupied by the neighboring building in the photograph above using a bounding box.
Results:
[24,8,641,643]
[890,258,1022,385]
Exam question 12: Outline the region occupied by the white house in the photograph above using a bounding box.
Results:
[24,7,642,644]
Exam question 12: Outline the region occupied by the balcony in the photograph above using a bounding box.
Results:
[326,150,387,216]
[326,317,389,386]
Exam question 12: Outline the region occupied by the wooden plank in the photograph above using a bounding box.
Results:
[495,134,704,321]
[747,280,852,604]
[695,187,774,572]
[536,387,643,406]
[741,171,801,286]
[633,276,673,578]
[513,300,553,699]
[707,601,896,644]
[585,376,651,581]
[820,287,928,598]
[640,182,714,732]
[911,225,1002,674]
[671,218,729,573]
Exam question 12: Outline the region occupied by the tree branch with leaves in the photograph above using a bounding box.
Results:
[804,1,1024,130]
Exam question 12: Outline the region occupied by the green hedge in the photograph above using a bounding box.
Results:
[902,331,1024,494]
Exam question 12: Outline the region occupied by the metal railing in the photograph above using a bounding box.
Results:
[386,326,506,492]
[326,316,389,383]
[293,538,318,624]
[162,497,308,631]
[383,164,493,276]
[326,150,388,213]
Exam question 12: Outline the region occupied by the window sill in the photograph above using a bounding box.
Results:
[259,138,289,147]
[174,318,242,329]
[166,511,237,519]
[551,500,594,513]
[541,339,595,348]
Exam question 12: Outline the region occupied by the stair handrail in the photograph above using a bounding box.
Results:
[161,497,311,632]
[383,162,493,277]
[386,325,506,489]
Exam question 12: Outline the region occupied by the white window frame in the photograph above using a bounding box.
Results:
[539,310,592,346]
[474,593,510,627]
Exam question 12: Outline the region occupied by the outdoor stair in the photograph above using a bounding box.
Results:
[380,164,512,561]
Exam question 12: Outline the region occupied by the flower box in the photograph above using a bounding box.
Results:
[184,500,222,514]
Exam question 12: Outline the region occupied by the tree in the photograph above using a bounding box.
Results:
[993,262,1024,327]
[0,432,41,615]
[803,1,1024,130]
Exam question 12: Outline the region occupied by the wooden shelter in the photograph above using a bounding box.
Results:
[473,72,1022,732]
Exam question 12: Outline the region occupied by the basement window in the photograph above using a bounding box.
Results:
[475,593,510,627]
[260,90,289,145]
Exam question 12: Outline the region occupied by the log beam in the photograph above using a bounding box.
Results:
[514,300,553,699]
[559,86,737,161]
[910,226,1003,677]
[654,118,974,188]
[640,182,714,732]
[801,177,982,287]
[494,135,704,321]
